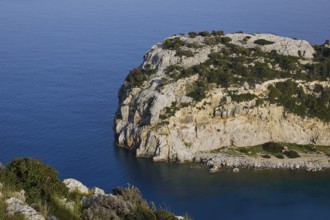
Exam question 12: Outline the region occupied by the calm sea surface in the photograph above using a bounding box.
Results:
[0,0,330,219]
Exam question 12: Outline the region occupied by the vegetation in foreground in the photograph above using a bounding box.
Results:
[0,158,189,220]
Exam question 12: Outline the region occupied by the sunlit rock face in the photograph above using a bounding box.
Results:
[115,32,330,162]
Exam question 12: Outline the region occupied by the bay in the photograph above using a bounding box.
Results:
[0,0,330,219]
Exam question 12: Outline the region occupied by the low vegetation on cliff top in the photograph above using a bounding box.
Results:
[124,30,330,122]
[0,158,188,220]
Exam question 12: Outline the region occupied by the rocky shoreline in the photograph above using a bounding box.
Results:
[199,153,330,172]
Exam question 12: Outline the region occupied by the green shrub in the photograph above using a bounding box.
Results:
[220,37,232,44]
[262,142,283,153]
[231,93,257,102]
[188,32,197,38]
[155,210,177,220]
[239,147,249,154]
[126,68,148,88]
[175,49,194,58]
[163,37,185,50]
[242,36,251,43]
[186,81,207,101]
[254,39,275,45]
[284,150,300,158]
[0,158,68,203]
[198,31,210,37]
[211,30,225,36]
[186,42,202,49]
[275,154,284,159]
[204,37,218,46]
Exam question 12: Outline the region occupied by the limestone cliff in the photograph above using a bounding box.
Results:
[115,31,330,164]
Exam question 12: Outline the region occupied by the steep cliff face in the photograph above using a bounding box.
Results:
[115,32,330,163]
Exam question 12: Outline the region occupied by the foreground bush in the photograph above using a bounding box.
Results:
[0,158,187,220]
[0,158,68,203]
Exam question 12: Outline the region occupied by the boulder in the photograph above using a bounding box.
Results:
[63,178,89,194]
[233,168,240,173]
[92,187,106,195]
[6,197,45,220]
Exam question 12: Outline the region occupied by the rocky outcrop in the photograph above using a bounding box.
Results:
[115,31,330,171]
[63,178,89,194]
[6,197,45,220]
[227,33,315,58]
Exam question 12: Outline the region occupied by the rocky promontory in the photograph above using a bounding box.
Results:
[115,31,330,171]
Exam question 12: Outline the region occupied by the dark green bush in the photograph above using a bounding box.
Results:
[204,37,218,46]
[220,37,232,44]
[188,32,197,38]
[175,49,194,58]
[284,150,300,158]
[198,31,210,37]
[262,142,283,153]
[231,93,257,102]
[187,81,208,101]
[126,68,148,88]
[239,148,248,154]
[275,154,284,159]
[242,36,251,43]
[254,39,275,45]
[211,30,225,36]
[0,158,68,203]
[162,37,185,50]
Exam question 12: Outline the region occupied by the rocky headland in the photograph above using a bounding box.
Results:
[115,31,330,172]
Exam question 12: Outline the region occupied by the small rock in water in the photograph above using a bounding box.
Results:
[233,168,240,173]
[209,166,220,173]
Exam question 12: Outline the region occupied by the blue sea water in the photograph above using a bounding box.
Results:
[0,0,330,219]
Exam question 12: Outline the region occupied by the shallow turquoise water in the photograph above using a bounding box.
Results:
[0,0,330,219]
